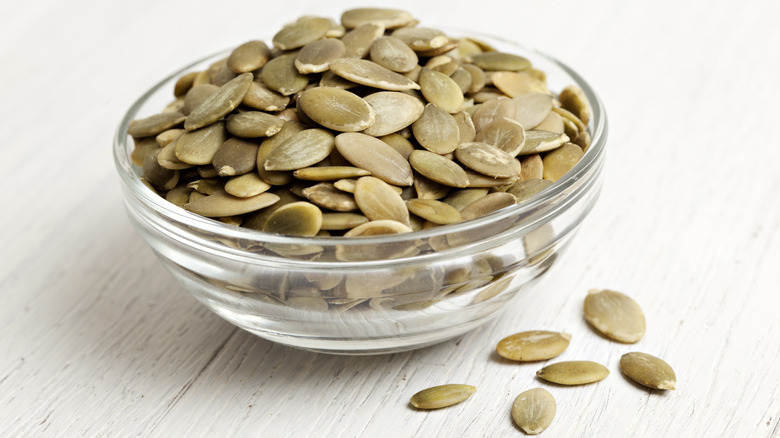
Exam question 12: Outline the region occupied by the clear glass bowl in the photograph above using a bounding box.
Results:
[113,32,607,355]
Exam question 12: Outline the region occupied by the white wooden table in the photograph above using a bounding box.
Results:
[2,1,779,436]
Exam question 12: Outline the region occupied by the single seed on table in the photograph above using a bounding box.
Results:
[184,190,279,217]
[474,117,526,156]
[264,129,335,171]
[412,104,460,154]
[212,137,259,177]
[496,330,571,362]
[362,91,424,137]
[182,84,219,115]
[226,111,284,138]
[521,130,570,154]
[243,81,290,112]
[519,154,543,180]
[536,361,609,385]
[409,384,476,410]
[184,72,253,131]
[542,143,584,181]
[620,352,677,390]
[262,201,323,236]
[329,58,421,91]
[128,112,186,138]
[512,388,556,435]
[511,92,554,131]
[272,16,332,50]
[340,7,415,29]
[295,38,347,74]
[261,53,310,96]
[418,68,464,114]
[455,142,521,178]
[459,192,516,220]
[302,182,358,212]
[227,40,271,73]
[224,173,271,198]
[409,150,469,188]
[584,289,646,343]
[174,121,227,165]
[297,87,376,132]
[391,27,448,51]
[405,199,461,225]
[343,219,412,236]
[558,85,591,125]
[334,132,413,186]
[341,23,385,58]
[354,176,410,225]
[470,52,532,71]
[294,166,370,181]
[507,179,553,203]
[491,71,549,97]
[320,212,369,230]
[369,36,418,73]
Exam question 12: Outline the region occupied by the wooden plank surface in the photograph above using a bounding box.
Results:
[1,1,779,436]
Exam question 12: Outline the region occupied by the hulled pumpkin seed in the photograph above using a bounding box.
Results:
[534,111,565,134]
[340,8,414,29]
[342,219,412,236]
[329,58,420,91]
[302,182,358,211]
[522,130,570,155]
[471,52,531,71]
[443,188,489,211]
[473,117,526,156]
[453,110,476,144]
[450,67,473,94]
[175,121,228,165]
[335,133,413,186]
[584,289,646,343]
[272,16,332,50]
[419,68,464,114]
[620,352,676,390]
[455,142,521,178]
[128,112,186,138]
[497,330,571,362]
[558,85,591,125]
[226,111,283,138]
[354,176,410,225]
[256,120,302,185]
[409,384,476,409]
[243,82,290,112]
[341,23,385,58]
[212,137,259,176]
[157,140,192,170]
[542,143,584,181]
[409,150,469,188]
[298,87,375,132]
[391,27,448,52]
[174,72,198,98]
[143,150,179,190]
[294,166,370,181]
[492,71,548,97]
[459,192,516,220]
[182,84,219,115]
[471,98,514,133]
[519,154,544,181]
[131,137,160,167]
[184,73,253,131]
[363,91,424,137]
[227,40,271,73]
[295,38,347,74]
[320,212,369,230]
[184,190,279,217]
[412,104,460,154]
[264,129,335,171]
[369,36,418,73]
[512,388,556,435]
[462,64,487,94]
[413,174,450,199]
[224,173,271,198]
[405,199,461,224]
[536,361,609,385]
[262,201,322,236]
[507,179,553,203]
[262,53,310,96]
[512,93,553,131]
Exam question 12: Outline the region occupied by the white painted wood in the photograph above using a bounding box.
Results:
[1,1,779,436]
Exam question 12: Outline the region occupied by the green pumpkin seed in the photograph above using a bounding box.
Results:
[295,38,347,74]
[256,120,303,185]
[419,68,464,114]
[243,81,290,112]
[409,150,468,188]
[519,154,543,180]
[224,173,271,198]
[459,192,516,220]
[184,73,252,131]
[620,352,676,390]
[363,91,424,137]
[463,169,518,188]
[455,142,521,178]
[470,52,531,71]
[272,16,332,50]
[558,85,591,125]
[207,59,236,87]
[298,87,375,132]
[405,199,461,225]
[174,72,198,98]
[342,219,412,237]
[341,23,385,58]
[302,182,358,212]
[453,110,476,144]
[391,27,448,51]
[409,384,476,409]
[143,150,179,190]
[369,36,418,72]
[507,179,552,203]
[413,174,450,199]
[426,55,458,76]
[443,188,489,211]
[471,97,514,132]
[521,130,570,154]
[165,185,190,207]
[212,137,259,177]
[329,58,420,91]
[262,53,310,96]
[175,121,228,165]
[512,92,553,131]
[497,330,571,362]
[536,361,609,385]
[473,117,526,156]
[320,212,369,230]
[227,40,271,73]
[182,84,219,115]
[335,132,413,186]
[128,112,186,137]
[187,179,222,195]
[226,111,283,138]
[157,139,193,170]
[462,64,486,94]
[262,201,322,236]
[542,143,583,181]
[534,111,565,134]
[156,128,186,147]
[584,289,646,343]
[131,137,160,167]
[552,106,587,134]
[492,71,548,97]
[378,133,415,159]
[450,67,473,94]
[354,176,410,225]
[242,188,300,230]
[294,166,370,181]
[264,129,335,171]
[512,388,556,435]
[184,190,279,217]
[340,8,414,29]
[412,104,459,154]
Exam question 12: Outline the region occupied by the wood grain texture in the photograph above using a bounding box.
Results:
[1,0,779,436]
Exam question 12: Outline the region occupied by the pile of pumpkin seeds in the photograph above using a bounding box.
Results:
[129,7,592,238]
[410,289,676,435]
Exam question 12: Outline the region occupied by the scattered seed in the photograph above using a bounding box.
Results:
[536,361,609,385]
[497,330,572,362]
[584,289,646,343]
[620,352,677,390]
[512,388,556,435]
[409,384,476,409]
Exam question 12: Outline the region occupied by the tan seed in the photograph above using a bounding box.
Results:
[212,137,259,177]
[295,38,347,74]
[521,130,570,154]
[340,8,415,29]
[412,104,460,154]
[450,67,473,94]
[128,112,186,138]
[184,190,279,217]
[453,110,476,144]
[226,111,283,138]
[157,139,193,170]
[471,98,514,133]
[542,143,584,181]
[156,128,186,147]
[302,182,358,212]
[262,53,310,96]
[363,91,424,137]
[406,199,461,225]
[173,72,198,98]
[492,71,549,97]
[343,219,412,237]
[224,173,271,198]
[536,361,609,385]
[294,166,370,181]
[460,192,516,220]
[341,23,385,58]
[584,289,646,343]
[409,384,476,410]
[462,64,487,94]
[272,16,332,50]
[298,87,375,132]
[130,137,159,167]
[507,179,553,203]
[534,111,565,134]
[519,154,544,181]
[512,92,553,130]
[354,176,410,225]
[320,212,369,230]
[620,352,677,390]
[409,150,469,188]
[497,330,571,362]
[378,133,415,159]
[413,174,450,200]
[391,27,448,52]
[243,82,290,112]
[455,142,521,178]
[227,40,271,73]
[263,201,322,236]
[174,121,227,165]
[418,68,464,114]
[443,188,489,211]
[335,133,413,186]
[464,170,518,188]
[470,52,531,71]
[369,36,418,73]
[559,85,591,125]
[512,388,556,435]
[473,117,526,156]
[264,129,335,171]
[329,58,420,91]
[184,73,252,131]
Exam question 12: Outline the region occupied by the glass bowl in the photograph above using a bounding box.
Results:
[113,31,607,355]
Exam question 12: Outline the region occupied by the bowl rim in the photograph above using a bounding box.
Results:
[113,30,608,249]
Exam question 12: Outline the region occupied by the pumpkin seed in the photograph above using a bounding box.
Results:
[512,92,553,131]
[473,117,526,156]
[175,121,227,165]
[174,72,198,98]
[584,289,646,343]
[426,56,458,76]
[224,173,271,198]
[226,111,283,138]
[455,142,521,178]
[443,188,489,211]
[413,174,450,199]
[295,38,347,74]
[341,23,385,58]
[294,166,370,181]
[463,169,518,188]
[497,330,571,362]
[418,68,464,114]
[182,84,219,115]
[512,388,556,435]
[298,87,375,132]
[450,67,473,95]
[519,154,543,181]
[620,352,676,390]
[453,110,476,144]
[412,104,459,154]
[329,58,420,91]
[507,179,552,203]
[462,64,486,94]
[143,150,179,190]
[409,384,476,409]
[131,137,160,167]
[534,111,565,134]
[354,176,410,225]
[128,112,186,138]
[471,97,514,133]
[521,130,570,154]
[156,128,186,147]
[262,201,322,236]
[243,81,290,112]
[492,71,548,97]
[335,132,413,186]
[342,219,412,236]
[542,143,584,181]
[256,120,303,185]
[264,129,335,171]
[184,190,279,217]
[405,199,461,225]
[340,7,415,29]
[459,192,516,220]
[184,73,252,131]
[212,137,259,176]
[227,40,271,73]
[391,27,448,51]
[369,36,418,73]
[320,212,369,230]
[165,185,190,207]
[378,133,415,159]
[470,52,531,71]
[272,16,332,50]
[262,53,310,96]
[536,361,609,385]
[363,91,424,137]
[157,139,192,170]
[302,182,358,211]
[558,85,591,125]
[409,150,468,188]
